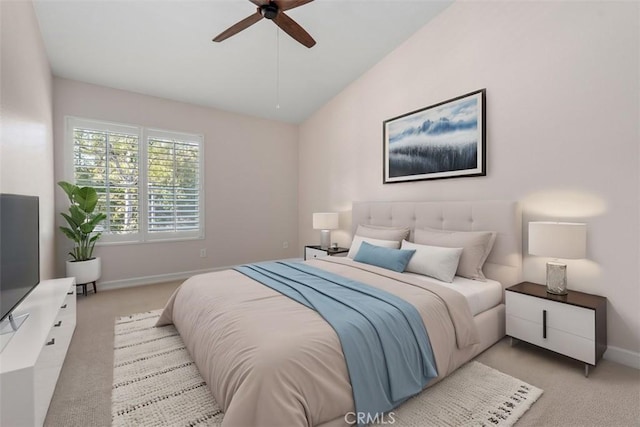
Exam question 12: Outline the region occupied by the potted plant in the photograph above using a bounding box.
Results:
[58,181,107,286]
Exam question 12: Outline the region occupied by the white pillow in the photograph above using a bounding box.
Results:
[401,240,463,283]
[347,235,400,259]
[414,228,496,281]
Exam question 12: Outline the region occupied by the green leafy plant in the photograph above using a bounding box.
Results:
[58,181,107,262]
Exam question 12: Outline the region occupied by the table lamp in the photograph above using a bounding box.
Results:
[528,221,587,295]
[313,212,339,249]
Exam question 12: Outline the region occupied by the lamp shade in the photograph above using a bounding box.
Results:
[313,212,339,230]
[528,222,586,259]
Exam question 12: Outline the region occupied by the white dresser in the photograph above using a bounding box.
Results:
[0,278,76,426]
[505,282,606,377]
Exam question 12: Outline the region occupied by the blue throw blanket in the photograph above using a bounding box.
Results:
[234,261,438,423]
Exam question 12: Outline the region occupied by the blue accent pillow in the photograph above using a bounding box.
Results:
[353,241,416,272]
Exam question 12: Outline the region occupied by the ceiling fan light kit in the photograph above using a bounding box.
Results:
[213,0,316,48]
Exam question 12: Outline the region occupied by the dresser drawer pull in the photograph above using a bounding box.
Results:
[61,304,67,309]
[54,321,62,327]
[67,291,74,295]
[46,338,55,346]
[542,309,547,339]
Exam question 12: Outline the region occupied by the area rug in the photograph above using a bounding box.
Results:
[112,310,542,427]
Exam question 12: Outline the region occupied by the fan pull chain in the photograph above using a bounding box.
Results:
[276,27,280,110]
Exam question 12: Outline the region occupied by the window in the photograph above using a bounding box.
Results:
[66,117,204,243]
[146,130,201,236]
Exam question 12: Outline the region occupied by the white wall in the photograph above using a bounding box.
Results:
[53,78,299,285]
[1,0,55,280]
[298,2,640,359]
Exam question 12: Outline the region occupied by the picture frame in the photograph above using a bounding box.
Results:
[383,89,486,183]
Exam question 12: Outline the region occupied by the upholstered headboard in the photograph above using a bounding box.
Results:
[351,201,522,287]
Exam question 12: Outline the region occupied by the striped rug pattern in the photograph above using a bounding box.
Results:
[112,310,222,427]
[112,311,542,427]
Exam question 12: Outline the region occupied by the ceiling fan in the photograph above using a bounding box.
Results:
[212,0,316,48]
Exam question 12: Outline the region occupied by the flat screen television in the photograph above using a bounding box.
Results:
[0,194,40,326]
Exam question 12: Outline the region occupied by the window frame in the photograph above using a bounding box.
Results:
[64,116,205,245]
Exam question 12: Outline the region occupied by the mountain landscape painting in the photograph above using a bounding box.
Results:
[383,89,485,183]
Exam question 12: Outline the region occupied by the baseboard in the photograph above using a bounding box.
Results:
[604,345,640,370]
[98,266,232,291]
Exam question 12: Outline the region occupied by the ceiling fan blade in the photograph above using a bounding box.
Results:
[212,11,263,43]
[273,12,316,48]
[273,0,314,12]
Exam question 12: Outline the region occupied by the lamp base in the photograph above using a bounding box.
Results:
[546,261,568,295]
[319,230,331,250]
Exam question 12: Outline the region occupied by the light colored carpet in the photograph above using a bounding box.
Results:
[45,281,640,427]
[112,310,541,427]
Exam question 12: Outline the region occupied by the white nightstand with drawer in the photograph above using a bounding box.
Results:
[505,282,606,377]
[304,245,349,260]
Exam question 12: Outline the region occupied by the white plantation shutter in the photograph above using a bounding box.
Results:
[70,120,140,241]
[147,130,203,238]
[66,118,204,243]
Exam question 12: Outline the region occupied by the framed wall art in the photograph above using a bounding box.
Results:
[383,89,486,183]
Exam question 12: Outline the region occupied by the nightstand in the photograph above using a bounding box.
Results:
[304,245,349,261]
[505,282,606,377]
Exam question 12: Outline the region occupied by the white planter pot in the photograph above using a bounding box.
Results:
[66,257,101,285]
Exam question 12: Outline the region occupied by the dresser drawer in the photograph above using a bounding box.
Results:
[35,283,76,425]
[38,289,76,370]
[506,291,594,340]
[506,314,595,364]
[305,247,328,260]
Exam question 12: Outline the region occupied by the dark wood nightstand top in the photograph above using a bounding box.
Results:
[506,282,606,311]
[305,245,350,255]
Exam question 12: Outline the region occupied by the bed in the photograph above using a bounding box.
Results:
[157,200,522,427]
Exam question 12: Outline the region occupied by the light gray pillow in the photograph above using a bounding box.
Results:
[347,235,400,259]
[400,240,463,283]
[414,228,496,281]
[355,224,410,243]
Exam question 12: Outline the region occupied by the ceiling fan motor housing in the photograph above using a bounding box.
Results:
[213,0,316,48]
[261,4,279,20]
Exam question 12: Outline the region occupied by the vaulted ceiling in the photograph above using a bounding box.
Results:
[34,0,453,123]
